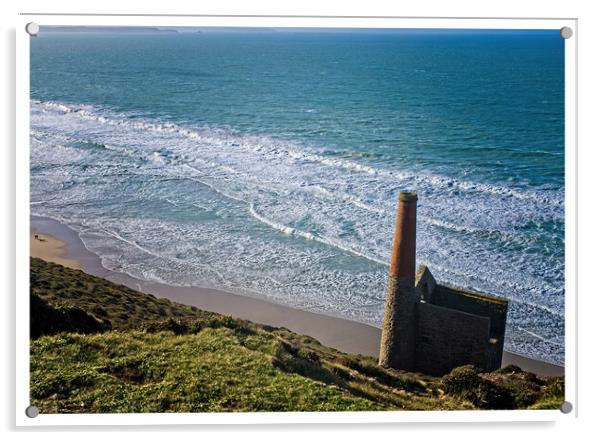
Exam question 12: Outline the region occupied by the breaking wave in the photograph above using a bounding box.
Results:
[29,99,566,365]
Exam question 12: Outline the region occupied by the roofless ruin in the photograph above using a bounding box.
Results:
[379,192,508,376]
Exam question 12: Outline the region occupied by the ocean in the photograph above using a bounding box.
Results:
[29,28,565,365]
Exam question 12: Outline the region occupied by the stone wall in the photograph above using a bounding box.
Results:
[415,264,436,303]
[430,285,508,339]
[414,302,491,376]
[485,339,504,372]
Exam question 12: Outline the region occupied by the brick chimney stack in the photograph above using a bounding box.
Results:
[379,192,419,370]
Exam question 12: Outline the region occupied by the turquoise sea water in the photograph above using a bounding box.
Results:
[30,28,565,364]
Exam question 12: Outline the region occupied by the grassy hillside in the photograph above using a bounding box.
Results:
[29,258,563,413]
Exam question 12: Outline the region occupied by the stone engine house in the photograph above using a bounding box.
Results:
[379,192,508,376]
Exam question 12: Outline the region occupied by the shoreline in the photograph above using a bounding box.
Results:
[30,215,564,377]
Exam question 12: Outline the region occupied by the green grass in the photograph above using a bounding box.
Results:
[32,329,385,412]
[29,258,563,413]
[30,257,207,329]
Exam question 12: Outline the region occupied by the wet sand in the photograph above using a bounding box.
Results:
[29,215,564,377]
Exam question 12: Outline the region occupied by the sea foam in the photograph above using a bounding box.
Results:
[29,100,566,365]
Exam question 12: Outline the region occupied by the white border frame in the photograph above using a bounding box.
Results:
[15,14,577,426]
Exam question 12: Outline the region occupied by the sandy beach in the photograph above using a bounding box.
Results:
[30,215,564,377]
[30,231,81,270]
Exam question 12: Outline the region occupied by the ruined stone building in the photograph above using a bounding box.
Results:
[379,192,508,376]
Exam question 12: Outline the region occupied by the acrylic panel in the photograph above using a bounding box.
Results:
[16,15,577,424]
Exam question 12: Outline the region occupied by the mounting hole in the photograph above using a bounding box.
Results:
[560,401,573,414]
[25,405,39,418]
[25,22,39,36]
[560,27,573,39]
